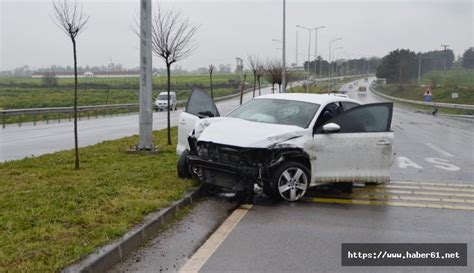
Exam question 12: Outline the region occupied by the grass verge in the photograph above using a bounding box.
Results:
[0,127,195,272]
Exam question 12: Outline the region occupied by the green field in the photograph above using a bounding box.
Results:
[0,73,256,110]
[0,127,194,272]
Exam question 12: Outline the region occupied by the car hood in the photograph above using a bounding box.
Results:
[194,117,305,148]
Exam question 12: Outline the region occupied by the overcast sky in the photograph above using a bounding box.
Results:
[0,0,472,71]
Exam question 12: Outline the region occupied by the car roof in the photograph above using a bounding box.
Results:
[254,93,360,105]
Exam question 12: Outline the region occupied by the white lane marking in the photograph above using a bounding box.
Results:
[424,157,461,171]
[425,142,453,157]
[396,156,423,169]
[179,204,252,273]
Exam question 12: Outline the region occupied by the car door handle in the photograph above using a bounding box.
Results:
[376,140,390,146]
[179,119,186,125]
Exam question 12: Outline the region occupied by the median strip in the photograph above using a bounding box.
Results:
[0,127,196,272]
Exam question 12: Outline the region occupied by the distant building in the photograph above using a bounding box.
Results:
[84,71,94,77]
[32,71,141,78]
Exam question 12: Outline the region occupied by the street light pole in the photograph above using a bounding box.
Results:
[328,37,342,90]
[332,46,343,88]
[138,0,153,150]
[313,26,325,79]
[282,0,286,93]
[296,25,315,93]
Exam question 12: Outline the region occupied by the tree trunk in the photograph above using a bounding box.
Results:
[72,38,80,170]
[239,79,244,105]
[166,63,172,145]
[278,84,281,93]
[252,72,257,98]
[272,83,275,94]
[257,76,261,96]
[209,72,213,99]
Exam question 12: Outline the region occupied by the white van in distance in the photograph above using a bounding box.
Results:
[155,92,177,111]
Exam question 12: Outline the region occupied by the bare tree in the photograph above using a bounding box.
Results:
[208,64,215,99]
[247,55,258,98]
[265,60,282,94]
[256,64,265,96]
[151,5,198,145]
[52,0,89,170]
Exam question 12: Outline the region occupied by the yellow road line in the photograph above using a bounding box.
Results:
[179,204,252,273]
[354,188,474,198]
[313,193,474,205]
[309,198,474,211]
[389,181,474,188]
[383,184,474,193]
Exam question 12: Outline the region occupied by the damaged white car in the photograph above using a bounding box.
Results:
[177,89,394,202]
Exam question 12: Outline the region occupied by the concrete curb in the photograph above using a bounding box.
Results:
[62,187,202,273]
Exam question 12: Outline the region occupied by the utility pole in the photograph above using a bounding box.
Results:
[441,44,449,80]
[295,31,298,66]
[282,0,286,93]
[418,54,422,86]
[138,0,153,150]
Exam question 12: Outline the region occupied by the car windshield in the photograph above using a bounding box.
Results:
[227,99,320,128]
[157,95,168,100]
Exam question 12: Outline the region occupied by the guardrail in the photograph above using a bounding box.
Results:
[370,85,474,111]
[0,85,270,129]
[1,104,141,128]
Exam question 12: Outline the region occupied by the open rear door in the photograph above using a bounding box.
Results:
[177,88,220,155]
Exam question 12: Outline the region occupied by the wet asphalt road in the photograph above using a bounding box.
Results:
[199,200,473,273]
[111,78,473,273]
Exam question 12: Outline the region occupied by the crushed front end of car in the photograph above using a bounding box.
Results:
[186,135,311,198]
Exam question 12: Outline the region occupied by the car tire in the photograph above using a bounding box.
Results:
[268,161,310,202]
[177,150,192,179]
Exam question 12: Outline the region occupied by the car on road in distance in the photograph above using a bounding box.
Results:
[337,89,348,94]
[357,86,367,95]
[155,92,177,111]
[177,89,394,202]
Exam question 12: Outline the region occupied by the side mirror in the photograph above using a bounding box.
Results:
[322,123,340,134]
